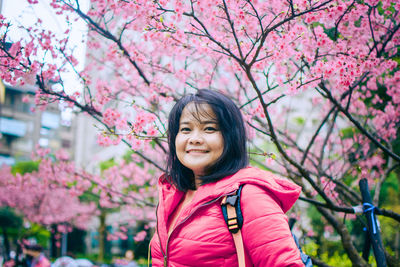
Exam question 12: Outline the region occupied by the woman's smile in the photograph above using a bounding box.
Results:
[186,149,209,153]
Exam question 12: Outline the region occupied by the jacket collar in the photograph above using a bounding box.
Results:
[158,166,301,218]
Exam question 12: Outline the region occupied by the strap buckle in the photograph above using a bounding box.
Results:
[221,194,240,233]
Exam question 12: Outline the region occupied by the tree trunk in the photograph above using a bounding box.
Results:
[98,211,106,263]
[50,224,58,258]
[317,207,369,267]
[2,226,10,261]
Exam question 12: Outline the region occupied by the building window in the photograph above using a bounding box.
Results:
[38,138,49,147]
[62,139,71,149]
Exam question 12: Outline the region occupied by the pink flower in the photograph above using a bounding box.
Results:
[22,95,31,103]
[134,230,147,242]
[147,126,158,136]
[55,149,70,161]
[131,139,143,151]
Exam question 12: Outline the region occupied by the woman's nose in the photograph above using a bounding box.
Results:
[189,131,203,144]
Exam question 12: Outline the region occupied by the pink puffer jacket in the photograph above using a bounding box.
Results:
[150,167,304,267]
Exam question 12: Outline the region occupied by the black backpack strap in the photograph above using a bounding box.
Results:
[221,185,244,233]
[292,232,313,267]
[221,184,246,266]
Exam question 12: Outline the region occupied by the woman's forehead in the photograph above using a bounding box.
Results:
[180,102,217,123]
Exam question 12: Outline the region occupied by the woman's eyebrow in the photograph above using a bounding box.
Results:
[180,120,218,125]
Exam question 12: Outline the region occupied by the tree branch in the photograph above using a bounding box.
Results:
[318,82,400,162]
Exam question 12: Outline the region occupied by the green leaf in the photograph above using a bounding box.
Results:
[11,161,40,175]
[293,116,305,126]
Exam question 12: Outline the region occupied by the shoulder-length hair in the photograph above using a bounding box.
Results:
[166,89,248,191]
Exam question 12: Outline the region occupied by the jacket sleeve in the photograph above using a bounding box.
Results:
[240,184,304,267]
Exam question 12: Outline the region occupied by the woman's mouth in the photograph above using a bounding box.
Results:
[187,149,208,153]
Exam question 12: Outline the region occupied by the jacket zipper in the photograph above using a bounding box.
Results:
[157,190,237,267]
[154,202,166,266]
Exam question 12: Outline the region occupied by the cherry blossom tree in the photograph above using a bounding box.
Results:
[0,149,97,228]
[1,0,400,265]
[0,147,156,260]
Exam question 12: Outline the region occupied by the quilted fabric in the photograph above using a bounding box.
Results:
[150,167,304,267]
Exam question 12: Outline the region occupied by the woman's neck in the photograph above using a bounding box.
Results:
[194,175,202,189]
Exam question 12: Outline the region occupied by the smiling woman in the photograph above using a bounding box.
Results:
[150,89,304,267]
[166,89,249,191]
[175,102,224,182]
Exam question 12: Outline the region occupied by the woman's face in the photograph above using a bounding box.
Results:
[175,103,224,179]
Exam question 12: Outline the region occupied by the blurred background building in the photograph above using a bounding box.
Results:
[0,82,77,166]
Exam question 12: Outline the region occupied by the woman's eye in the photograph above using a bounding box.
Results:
[205,127,218,132]
[180,127,191,132]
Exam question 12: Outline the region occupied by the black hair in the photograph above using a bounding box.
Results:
[166,89,248,191]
